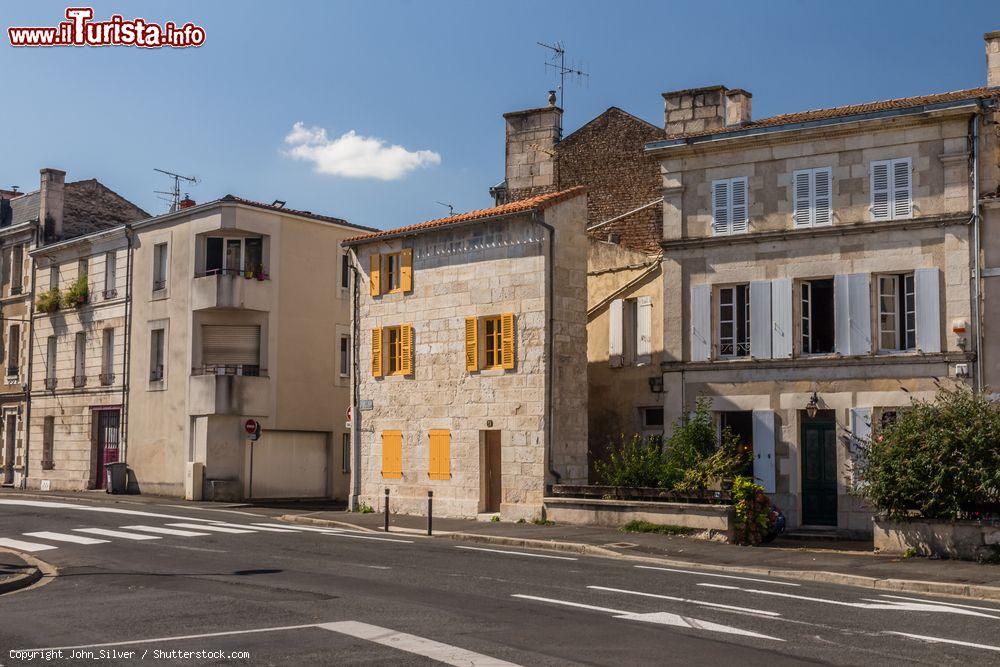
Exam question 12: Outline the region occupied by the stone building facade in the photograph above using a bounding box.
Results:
[642,32,1000,534]
[345,188,588,520]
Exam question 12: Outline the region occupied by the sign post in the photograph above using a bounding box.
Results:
[245,419,261,442]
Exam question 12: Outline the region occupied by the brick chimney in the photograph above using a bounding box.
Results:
[39,168,66,242]
[502,93,562,195]
[986,30,1000,88]
[662,85,753,136]
[178,194,196,209]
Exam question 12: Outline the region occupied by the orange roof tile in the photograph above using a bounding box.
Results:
[343,186,586,244]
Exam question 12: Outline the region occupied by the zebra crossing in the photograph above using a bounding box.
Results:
[0,520,371,553]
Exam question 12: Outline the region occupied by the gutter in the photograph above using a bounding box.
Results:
[645,99,982,153]
[348,247,361,510]
[21,222,38,489]
[121,225,134,462]
[528,211,561,485]
[971,102,985,391]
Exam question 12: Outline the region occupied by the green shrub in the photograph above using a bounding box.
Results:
[594,433,670,488]
[859,386,1000,520]
[356,502,374,514]
[35,288,61,313]
[62,275,89,309]
[731,476,777,545]
[620,520,696,536]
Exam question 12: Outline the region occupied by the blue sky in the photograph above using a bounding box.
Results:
[3,1,998,230]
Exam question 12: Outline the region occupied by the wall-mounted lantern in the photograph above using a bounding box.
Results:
[805,391,820,419]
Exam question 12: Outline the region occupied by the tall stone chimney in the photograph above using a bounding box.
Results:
[662,85,753,136]
[39,168,66,242]
[502,93,562,196]
[987,30,1000,88]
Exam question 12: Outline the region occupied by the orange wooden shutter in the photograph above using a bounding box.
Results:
[381,430,401,478]
[429,430,450,480]
[501,312,515,370]
[464,317,479,372]
[371,328,383,378]
[369,254,381,297]
[400,248,413,292]
[400,324,413,375]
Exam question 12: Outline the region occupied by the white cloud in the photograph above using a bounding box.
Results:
[283,122,441,180]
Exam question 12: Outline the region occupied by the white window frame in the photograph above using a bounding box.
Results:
[152,243,169,292]
[104,251,117,296]
[877,273,916,352]
[73,332,86,386]
[45,335,57,381]
[149,326,166,387]
[101,328,115,384]
[717,284,750,358]
[49,263,60,291]
[792,167,833,228]
[870,158,913,221]
[711,177,749,236]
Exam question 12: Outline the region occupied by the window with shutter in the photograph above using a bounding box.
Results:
[914,268,941,353]
[369,254,381,297]
[792,170,812,228]
[877,273,917,352]
[399,324,413,375]
[500,313,515,370]
[792,168,833,228]
[891,159,912,219]
[771,278,793,359]
[730,177,748,234]
[718,284,750,358]
[609,298,624,367]
[371,328,383,377]
[711,177,749,235]
[464,317,479,371]
[690,285,711,362]
[636,296,652,366]
[814,168,832,226]
[202,325,261,369]
[870,158,911,221]
[712,181,730,236]
[870,160,891,221]
[749,281,771,359]
[428,429,451,480]
[400,248,413,292]
[381,430,402,478]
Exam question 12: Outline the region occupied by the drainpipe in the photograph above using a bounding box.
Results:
[971,106,984,392]
[348,246,361,511]
[21,223,38,489]
[529,212,561,486]
[121,225,134,461]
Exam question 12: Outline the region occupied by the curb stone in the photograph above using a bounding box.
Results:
[275,515,1000,603]
[0,548,57,596]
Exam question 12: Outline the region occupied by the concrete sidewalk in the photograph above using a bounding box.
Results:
[282,509,1000,602]
[0,549,42,595]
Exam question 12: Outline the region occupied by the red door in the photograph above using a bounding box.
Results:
[94,409,121,489]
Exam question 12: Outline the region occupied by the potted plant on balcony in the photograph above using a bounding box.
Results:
[62,275,89,309]
[35,287,61,313]
[255,263,267,281]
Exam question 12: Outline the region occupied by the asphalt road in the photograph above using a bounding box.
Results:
[1,496,999,665]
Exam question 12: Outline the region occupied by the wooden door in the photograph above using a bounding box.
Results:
[94,409,121,489]
[484,431,501,513]
[801,418,837,526]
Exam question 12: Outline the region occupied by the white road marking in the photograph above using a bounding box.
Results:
[322,532,414,544]
[167,523,256,534]
[885,632,1000,653]
[17,623,323,651]
[455,546,577,561]
[0,537,58,552]
[23,531,108,545]
[74,528,160,541]
[319,621,520,666]
[698,583,1000,618]
[120,525,211,537]
[251,523,346,533]
[202,521,296,533]
[587,585,781,616]
[636,565,800,586]
[879,594,1000,614]
[511,594,782,641]
[0,499,224,523]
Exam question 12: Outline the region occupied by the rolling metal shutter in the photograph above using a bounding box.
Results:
[202,325,260,365]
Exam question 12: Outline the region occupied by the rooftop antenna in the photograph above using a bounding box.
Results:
[9,186,19,193]
[154,168,199,212]
[436,201,454,216]
[537,41,589,109]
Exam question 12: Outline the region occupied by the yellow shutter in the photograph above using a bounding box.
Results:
[400,248,413,292]
[501,312,515,370]
[371,328,383,378]
[381,430,401,478]
[464,317,479,372]
[370,254,381,297]
[400,324,413,375]
[429,429,450,480]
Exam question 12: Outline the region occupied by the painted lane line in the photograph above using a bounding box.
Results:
[202,521,296,533]
[18,623,323,652]
[319,621,520,666]
[455,546,577,561]
[74,528,160,541]
[251,523,346,533]
[635,565,800,587]
[23,531,109,545]
[885,632,1000,653]
[0,499,231,523]
[0,537,58,552]
[322,532,413,544]
[511,594,782,642]
[120,525,212,537]
[698,583,1000,619]
[166,523,256,534]
[586,585,781,617]
[878,594,1000,614]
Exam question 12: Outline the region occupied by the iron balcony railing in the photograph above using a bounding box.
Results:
[102,288,118,300]
[72,375,86,388]
[150,366,164,382]
[194,267,270,280]
[191,364,266,378]
[99,372,115,386]
[152,279,166,291]
[5,366,18,378]
[44,377,57,390]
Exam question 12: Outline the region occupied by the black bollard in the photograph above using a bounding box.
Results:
[384,488,389,532]
[427,490,433,536]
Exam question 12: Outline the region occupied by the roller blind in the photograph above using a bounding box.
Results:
[202,325,260,365]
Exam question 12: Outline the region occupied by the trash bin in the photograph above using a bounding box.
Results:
[104,462,128,494]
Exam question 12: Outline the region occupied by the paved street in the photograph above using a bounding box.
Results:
[1,496,999,665]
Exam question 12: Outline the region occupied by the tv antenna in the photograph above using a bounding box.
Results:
[537,41,589,109]
[435,201,454,216]
[154,168,199,212]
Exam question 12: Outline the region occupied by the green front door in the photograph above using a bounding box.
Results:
[801,418,837,526]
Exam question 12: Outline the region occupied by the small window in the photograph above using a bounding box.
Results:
[205,237,224,274]
[641,407,664,430]
[801,279,835,354]
[871,158,912,221]
[341,254,350,289]
[101,329,114,385]
[11,245,23,293]
[104,251,117,296]
[483,316,504,369]
[386,326,403,375]
[718,284,750,358]
[45,336,57,388]
[711,177,749,236]
[150,328,165,382]
[878,274,916,351]
[152,243,168,291]
[78,258,88,282]
[385,253,402,292]
[6,325,19,377]
[74,332,86,387]
[339,335,350,377]
[342,433,351,473]
[41,416,54,470]
[465,314,514,372]
[792,168,832,228]
[49,264,60,291]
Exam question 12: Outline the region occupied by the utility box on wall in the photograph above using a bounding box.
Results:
[185,461,204,501]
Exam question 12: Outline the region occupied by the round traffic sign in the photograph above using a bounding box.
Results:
[244,419,259,435]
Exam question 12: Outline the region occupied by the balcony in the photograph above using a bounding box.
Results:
[99,372,115,386]
[188,365,269,417]
[44,377,57,391]
[191,269,272,311]
[73,375,86,388]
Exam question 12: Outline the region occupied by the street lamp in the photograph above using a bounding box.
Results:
[805,391,820,419]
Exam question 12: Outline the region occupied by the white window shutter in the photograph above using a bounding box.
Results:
[712,180,730,236]
[690,285,711,361]
[730,177,749,234]
[870,160,890,221]
[609,298,624,367]
[771,278,792,358]
[792,170,812,228]
[813,168,832,226]
[750,280,772,359]
[848,273,872,355]
[892,158,912,219]
[914,267,941,353]
[636,295,653,366]
[752,409,776,493]
[833,274,852,355]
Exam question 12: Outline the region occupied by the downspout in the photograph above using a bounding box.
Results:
[121,225,133,461]
[21,222,38,489]
[529,212,561,485]
[971,106,983,392]
[348,246,361,510]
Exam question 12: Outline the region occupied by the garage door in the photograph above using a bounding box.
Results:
[249,431,328,499]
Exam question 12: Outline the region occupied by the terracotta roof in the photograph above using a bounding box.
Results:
[219,194,376,232]
[343,186,586,244]
[665,87,996,141]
